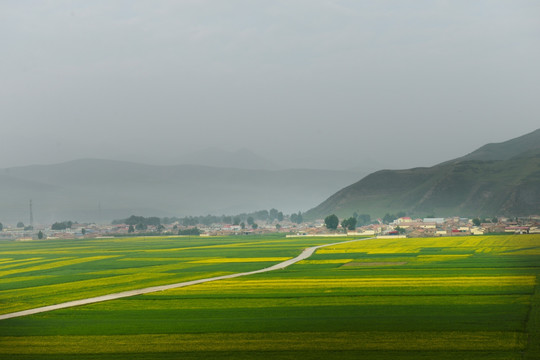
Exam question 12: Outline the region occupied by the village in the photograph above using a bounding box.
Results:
[1,215,539,241]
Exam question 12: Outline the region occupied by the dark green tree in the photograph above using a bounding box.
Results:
[37,230,44,239]
[81,228,86,235]
[290,212,303,224]
[222,215,232,224]
[341,217,357,231]
[135,223,147,231]
[472,218,481,226]
[51,221,73,230]
[324,214,339,230]
[146,217,161,226]
[290,213,298,223]
[0,222,3,231]
[125,215,145,226]
[17,222,24,228]
[357,214,371,226]
[382,213,397,224]
[254,210,269,221]
[252,223,258,230]
[247,216,255,226]
[201,216,214,226]
[178,228,201,235]
[396,226,406,234]
[128,225,135,233]
[269,208,279,222]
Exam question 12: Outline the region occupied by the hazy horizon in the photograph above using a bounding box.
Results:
[1,127,539,173]
[2,1,539,171]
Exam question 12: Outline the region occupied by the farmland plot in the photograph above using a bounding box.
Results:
[1,234,539,359]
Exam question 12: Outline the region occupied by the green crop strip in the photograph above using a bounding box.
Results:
[0,234,539,359]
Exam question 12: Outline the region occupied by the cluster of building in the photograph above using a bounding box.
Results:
[1,216,539,241]
[345,216,539,238]
[285,216,540,238]
[0,220,304,240]
[0,223,110,241]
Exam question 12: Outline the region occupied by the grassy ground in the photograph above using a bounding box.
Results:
[0,235,346,314]
[1,234,539,359]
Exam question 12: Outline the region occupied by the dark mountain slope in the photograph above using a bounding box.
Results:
[452,128,540,162]
[306,129,540,219]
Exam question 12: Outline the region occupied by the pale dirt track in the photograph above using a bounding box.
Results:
[0,237,370,320]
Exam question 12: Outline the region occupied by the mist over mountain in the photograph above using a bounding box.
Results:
[3,128,539,225]
[305,129,540,219]
[174,148,280,170]
[0,160,360,224]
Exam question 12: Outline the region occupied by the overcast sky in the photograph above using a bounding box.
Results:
[1,1,539,170]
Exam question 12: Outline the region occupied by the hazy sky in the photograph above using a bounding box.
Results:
[1,1,539,170]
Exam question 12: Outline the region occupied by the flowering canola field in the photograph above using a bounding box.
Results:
[1,234,540,359]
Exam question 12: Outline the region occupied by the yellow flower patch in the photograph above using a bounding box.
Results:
[189,257,291,264]
[0,258,48,270]
[0,275,53,284]
[117,257,184,262]
[298,259,355,264]
[161,275,536,295]
[316,235,540,256]
[0,256,119,278]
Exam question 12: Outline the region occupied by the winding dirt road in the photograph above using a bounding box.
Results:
[0,237,368,320]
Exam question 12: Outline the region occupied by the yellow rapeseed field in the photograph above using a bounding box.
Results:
[317,235,540,255]
[0,256,119,277]
[159,275,535,295]
[188,257,291,264]
[298,259,355,264]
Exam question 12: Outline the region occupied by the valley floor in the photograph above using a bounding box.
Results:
[1,234,539,359]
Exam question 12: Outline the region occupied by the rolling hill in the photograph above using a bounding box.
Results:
[0,160,360,224]
[305,129,540,219]
[173,147,280,170]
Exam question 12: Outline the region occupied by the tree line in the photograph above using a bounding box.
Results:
[324,214,357,231]
[323,213,374,230]
[112,208,295,228]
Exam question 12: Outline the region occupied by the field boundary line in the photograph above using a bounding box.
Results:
[0,237,372,320]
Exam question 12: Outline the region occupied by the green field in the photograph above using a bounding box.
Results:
[1,234,539,359]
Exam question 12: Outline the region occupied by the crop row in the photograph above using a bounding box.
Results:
[1,234,539,359]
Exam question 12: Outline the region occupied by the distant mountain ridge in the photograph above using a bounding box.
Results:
[175,148,280,170]
[451,128,540,162]
[0,159,360,224]
[305,128,540,219]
